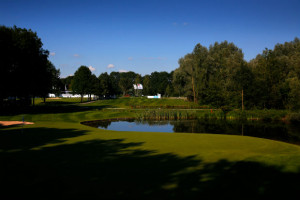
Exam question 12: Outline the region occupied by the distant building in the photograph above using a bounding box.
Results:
[147,94,161,99]
[133,84,143,90]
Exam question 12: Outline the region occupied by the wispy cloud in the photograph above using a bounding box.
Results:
[89,66,96,72]
[119,69,128,73]
[107,64,115,69]
[50,52,56,56]
[128,57,133,61]
[73,54,80,57]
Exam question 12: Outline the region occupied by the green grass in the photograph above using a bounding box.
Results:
[1,98,300,199]
[79,97,200,109]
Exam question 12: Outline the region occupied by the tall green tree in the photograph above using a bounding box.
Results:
[134,74,142,96]
[250,37,300,109]
[99,72,113,98]
[72,66,92,102]
[109,72,121,95]
[119,77,132,96]
[142,75,151,95]
[174,41,245,107]
[0,25,57,106]
[172,70,186,97]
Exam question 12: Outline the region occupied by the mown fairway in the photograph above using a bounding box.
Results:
[1,98,300,199]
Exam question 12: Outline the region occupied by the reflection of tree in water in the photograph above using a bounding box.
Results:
[81,120,112,129]
[171,120,239,134]
[172,119,300,145]
[83,119,300,145]
[135,120,170,126]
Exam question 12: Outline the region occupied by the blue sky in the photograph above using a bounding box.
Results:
[1,0,300,77]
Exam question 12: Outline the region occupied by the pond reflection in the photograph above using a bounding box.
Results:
[82,119,300,145]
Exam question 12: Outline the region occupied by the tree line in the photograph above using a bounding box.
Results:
[59,68,174,102]
[69,38,300,110]
[1,25,300,110]
[173,38,300,110]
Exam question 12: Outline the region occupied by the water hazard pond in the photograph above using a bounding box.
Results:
[82,119,300,145]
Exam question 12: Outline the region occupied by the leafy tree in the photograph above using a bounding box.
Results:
[142,75,151,95]
[119,77,132,96]
[249,38,300,109]
[134,74,142,96]
[40,61,60,102]
[0,25,57,106]
[172,70,186,97]
[109,72,121,95]
[72,66,92,102]
[145,71,173,96]
[174,41,244,106]
[118,71,136,96]
[286,75,300,110]
[61,76,74,91]
[89,74,100,100]
[99,72,113,98]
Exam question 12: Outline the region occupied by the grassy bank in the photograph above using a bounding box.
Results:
[1,97,300,199]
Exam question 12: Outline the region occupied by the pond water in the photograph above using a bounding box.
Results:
[83,119,300,145]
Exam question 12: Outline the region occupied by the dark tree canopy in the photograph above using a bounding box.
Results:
[71,65,92,102]
[0,25,59,107]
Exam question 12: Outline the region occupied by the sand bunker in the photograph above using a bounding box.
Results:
[0,121,34,126]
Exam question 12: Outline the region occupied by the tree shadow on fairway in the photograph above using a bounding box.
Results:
[0,103,110,116]
[0,127,87,151]
[1,128,300,199]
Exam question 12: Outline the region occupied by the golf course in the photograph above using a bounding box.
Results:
[1,97,300,199]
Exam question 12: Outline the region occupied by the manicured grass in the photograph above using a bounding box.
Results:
[1,98,300,199]
[82,97,200,109]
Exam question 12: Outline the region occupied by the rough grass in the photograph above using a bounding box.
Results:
[1,98,300,199]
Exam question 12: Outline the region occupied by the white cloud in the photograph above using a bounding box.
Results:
[73,54,80,57]
[107,64,115,69]
[89,66,96,72]
[50,52,56,56]
[119,69,128,73]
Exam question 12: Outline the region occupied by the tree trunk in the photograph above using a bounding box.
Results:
[32,96,35,106]
[242,89,244,111]
[81,95,83,103]
[192,76,197,103]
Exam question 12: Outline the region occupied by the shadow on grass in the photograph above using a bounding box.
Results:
[0,127,86,151]
[0,104,110,116]
[1,127,300,199]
